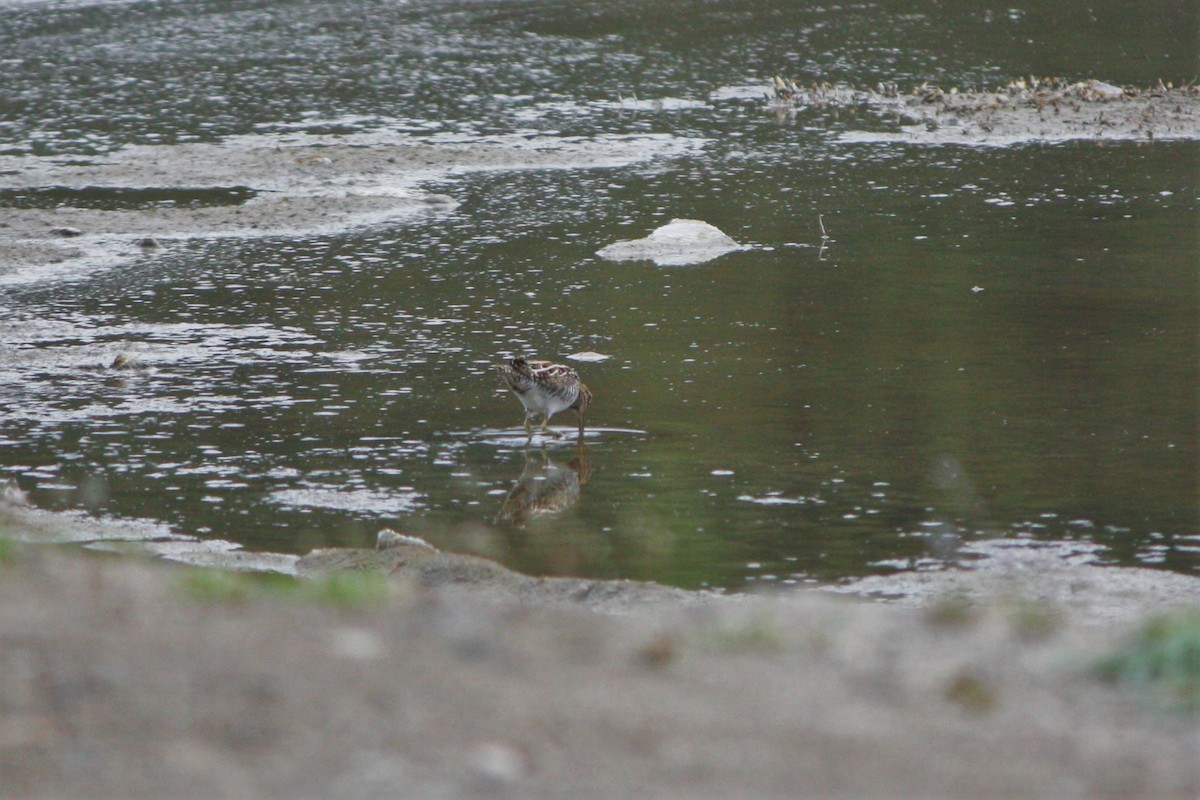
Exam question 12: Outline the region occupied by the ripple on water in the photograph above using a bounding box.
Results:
[467,427,648,449]
[0,315,324,426]
[267,486,423,516]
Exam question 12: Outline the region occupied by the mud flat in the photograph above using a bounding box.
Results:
[854,80,1200,145]
[1,501,1199,798]
[717,77,1200,145]
[0,130,700,281]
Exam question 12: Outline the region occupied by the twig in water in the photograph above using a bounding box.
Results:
[816,212,831,261]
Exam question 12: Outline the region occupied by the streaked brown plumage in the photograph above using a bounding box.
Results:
[494,357,592,437]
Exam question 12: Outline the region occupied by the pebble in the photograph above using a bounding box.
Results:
[467,740,530,786]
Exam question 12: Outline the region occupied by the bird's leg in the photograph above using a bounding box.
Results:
[540,415,563,439]
[523,414,533,437]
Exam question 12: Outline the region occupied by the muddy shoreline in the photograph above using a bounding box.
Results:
[3,495,1200,796]
[3,452,1200,798]
[1,535,1198,799]
[6,489,1197,622]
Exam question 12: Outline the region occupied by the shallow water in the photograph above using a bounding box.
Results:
[0,0,1196,589]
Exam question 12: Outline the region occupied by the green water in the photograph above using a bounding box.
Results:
[0,0,1196,589]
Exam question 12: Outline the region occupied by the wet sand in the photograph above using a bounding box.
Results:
[0,538,1197,799]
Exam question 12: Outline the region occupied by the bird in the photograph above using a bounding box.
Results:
[494,357,592,438]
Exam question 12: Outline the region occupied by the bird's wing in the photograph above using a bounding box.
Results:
[527,361,580,389]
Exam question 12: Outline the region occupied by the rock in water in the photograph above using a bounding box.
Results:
[596,218,746,266]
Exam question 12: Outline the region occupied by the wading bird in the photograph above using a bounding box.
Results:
[495,357,592,438]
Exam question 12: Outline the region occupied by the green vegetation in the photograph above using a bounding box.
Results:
[307,571,393,607]
[1097,610,1200,713]
[702,613,786,653]
[178,568,391,608]
[0,537,18,566]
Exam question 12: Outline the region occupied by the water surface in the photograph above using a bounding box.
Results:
[0,0,1196,589]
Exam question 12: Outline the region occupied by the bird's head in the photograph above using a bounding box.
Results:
[573,383,592,435]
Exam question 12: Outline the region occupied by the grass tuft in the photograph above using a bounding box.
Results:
[1096,610,1200,713]
[178,568,390,608]
[703,614,786,653]
[304,572,391,607]
[179,569,287,602]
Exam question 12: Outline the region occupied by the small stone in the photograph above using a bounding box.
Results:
[945,671,997,714]
[329,627,385,661]
[138,237,161,249]
[635,633,677,669]
[50,226,82,237]
[467,741,530,786]
[376,529,435,551]
[3,479,29,506]
[597,218,747,267]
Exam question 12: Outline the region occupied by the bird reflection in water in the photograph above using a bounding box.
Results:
[495,445,592,528]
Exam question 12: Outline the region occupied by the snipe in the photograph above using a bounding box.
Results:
[494,357,592,438]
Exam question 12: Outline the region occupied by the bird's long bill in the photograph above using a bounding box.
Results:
[576,410,586,437]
